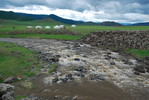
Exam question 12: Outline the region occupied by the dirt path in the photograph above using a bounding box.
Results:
[0,38,149,100]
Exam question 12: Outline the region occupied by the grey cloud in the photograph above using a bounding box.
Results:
[0,0,148,23]
[0,0,149,14]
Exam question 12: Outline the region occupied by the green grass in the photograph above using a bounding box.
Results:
[16,96,27,100]
[48,64,57,74]
[0,41,44,82]
[0,24,148,40]
[0,34,82,40]
[127,49,149,58]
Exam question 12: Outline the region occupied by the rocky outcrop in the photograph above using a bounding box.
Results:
[0,83,15,100]
[81,30,149,49]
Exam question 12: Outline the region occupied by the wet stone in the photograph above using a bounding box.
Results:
[60,78,68,83]
[65,74,73,80]
[90,74,105,81]
[134,71,140,75]
[75,66,87,73]
[110,62,116,65]
[134,65,145,73]
[3,76,18,83]
[74,73,85,78]
[52,78,59,83]
[74,58,80,61]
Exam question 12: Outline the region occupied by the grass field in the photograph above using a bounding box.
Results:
[0,23,149,40]
[127,49,149,58]
[0,20,149,80]
[0,41,45,82]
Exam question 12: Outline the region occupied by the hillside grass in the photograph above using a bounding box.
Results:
[127,49,149,58]
[0,41,44,82]
[0,20,149,40]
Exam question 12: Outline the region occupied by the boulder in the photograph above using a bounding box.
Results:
[0,83,15,100]
[3,76,18,83]
[74,66,87,73]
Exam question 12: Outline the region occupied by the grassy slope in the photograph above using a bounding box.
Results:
[0,41,44,82]
[127,49,149,58]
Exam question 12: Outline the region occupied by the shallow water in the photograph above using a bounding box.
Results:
[14,74,135,100]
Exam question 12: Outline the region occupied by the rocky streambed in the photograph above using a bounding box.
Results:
[0,38,149,100]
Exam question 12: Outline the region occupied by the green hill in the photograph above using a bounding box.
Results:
[0,11,35,21]
[36,18,63,25]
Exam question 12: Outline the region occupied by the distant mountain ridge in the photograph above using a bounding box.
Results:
[17,12,123,26]
[0,11,34,21]
[1,10,148,26]
[130,22,149,26]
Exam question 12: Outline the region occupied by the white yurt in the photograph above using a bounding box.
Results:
[27,26,33,29]
[45,26,51,29]
[71,25,76,27]
[54,25,60,29]
[59,25,65,29]
[35,26,42,29]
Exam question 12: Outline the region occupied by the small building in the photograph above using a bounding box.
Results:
[35,26,42,29]
[71,25,76,27]
[27,26,33,29]
[45,26,51,29]
[54,25,60,29]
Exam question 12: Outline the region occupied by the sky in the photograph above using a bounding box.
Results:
[0,0,149,23]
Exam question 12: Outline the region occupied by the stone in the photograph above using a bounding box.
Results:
[65,74,73,80]
[134,65,145,73]
[74,58,80,61]
[110,62,115,65]
[74,73,85,78]
[3,76,18,83]
[90,74,105,81]
[52,78,59,83]
[0,84,14,95]
[134,71,140,75]
[0,83,15,100]
[60,78,68,82]
[2,91,15,100]
[75,66,87,73]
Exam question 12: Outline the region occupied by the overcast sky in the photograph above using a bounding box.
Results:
[0,0,149,23]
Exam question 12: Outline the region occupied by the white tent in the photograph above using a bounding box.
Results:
[54,25,60,29]
[71,25,76,27]
[35,26,42,29]
[45,26,51,29]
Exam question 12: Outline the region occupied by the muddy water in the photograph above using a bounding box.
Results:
[14,74,135,100]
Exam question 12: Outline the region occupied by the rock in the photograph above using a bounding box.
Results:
[74,73,85,78]
[0,84,14,95]
[72,95,78,100]
[60,78,68,82]
[2,91,15,100]
[74,58,80,61]
[75,66,87,73]
[123,59,133,65]
[0,83,15,100]
[110,62,115,65]
[134,65,145,73]
[3,76,18,83]
[134,71,140,75]
[52,78,59,83]
[90,74,105,81]
[65,74,73,80]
